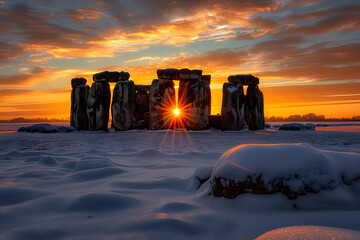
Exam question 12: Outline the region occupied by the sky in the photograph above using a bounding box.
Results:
[0,0,359,120]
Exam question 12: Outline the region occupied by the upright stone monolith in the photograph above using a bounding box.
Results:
[221,83,245,130]
[187,80,210,130]
[149,79,175,130]
[73,85,90,130]
[245,84,264,130]
[87,82,110,131]
[111,81,136,131]
[135,85,151,129]
[70,77,87,128]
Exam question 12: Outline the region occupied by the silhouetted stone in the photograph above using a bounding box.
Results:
[149,79,175,130]
[190,69,202,80]
[209,114,221,129]
[135,87,149,124]
[179,68,190,79]
[201,75,211,85]
[73,85,90,130]
[93,71,130,82]
[221,83,245,130]
[87,82,110,131]
[135,85,151,92]
[186,80,210,130]
[71,77,87,88]
[245,85,264,130]
[228,74,259,85]
[70,78,87,127]
[111,81,136,131]
[157,68,180,79]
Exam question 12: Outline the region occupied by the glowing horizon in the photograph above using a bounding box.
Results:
[0,0,359,120]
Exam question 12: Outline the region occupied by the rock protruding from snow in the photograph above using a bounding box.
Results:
[186,80,210,130]
[209,144,352,199]
[245,84,264,130]
[228,74,259,85]
[70,77,87,128]
[73,85,90,130]
[87,82,111,131]
[221,83,245,130]
[135,86,150,129]
[149,79,175,130]
[111,81,136,131]
[93,71,130,82]
[18,124,75,133]
[279,123,315,131]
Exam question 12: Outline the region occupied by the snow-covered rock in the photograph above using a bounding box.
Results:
[209,144,360,199]
[221,82,245,130]
[18,124,75,133]
[111,81,136,131]
[279,123,315,131]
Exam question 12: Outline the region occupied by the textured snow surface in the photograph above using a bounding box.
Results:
[1,129,360,239]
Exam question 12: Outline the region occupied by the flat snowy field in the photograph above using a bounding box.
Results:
[1,128,360,240]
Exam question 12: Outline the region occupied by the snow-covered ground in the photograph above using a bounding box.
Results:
[0,128,360,239]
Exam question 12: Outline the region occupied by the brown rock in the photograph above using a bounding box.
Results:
[135,85,151,92]
[221,83,245,130]
[209,114,221,129]
[71,77,87,88]
[149,79,175,130]
[135,88,149,123]
[93,71,130,82]
[70,78,87,127]
[245,85,264,130]
[87,82,111,131]
[179,68,190,79]
[72,85,90,130]
[111,81,136,131]
[228,74,259,85]
[201,75,211,85]
[190,69,202,80]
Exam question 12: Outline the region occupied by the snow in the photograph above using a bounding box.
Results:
[0,128,360,239]
[209,143,360,198]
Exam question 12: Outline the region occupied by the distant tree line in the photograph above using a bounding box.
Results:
[0,117,69,123]
[265,113,360,122]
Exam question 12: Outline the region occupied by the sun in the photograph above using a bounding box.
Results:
[173,108,180,116]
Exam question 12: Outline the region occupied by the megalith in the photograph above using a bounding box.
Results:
[70,77,87,128]
[245,84,265,130]
[87,82,111,131]
[221,82,245,131]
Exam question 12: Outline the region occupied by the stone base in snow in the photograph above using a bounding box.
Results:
[209,144,360,199]
[279,123,315,131]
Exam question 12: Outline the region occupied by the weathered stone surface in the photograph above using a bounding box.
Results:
[221,83,245,130]
[190,69,202,80]
[71,77,87,88]
[111,81,136,131]
[87,82,111,131]
[178,79,196,107]
[228,74,259,85]
[70,78,87,127]
[186,80,210,130]
[135,88,149,123]
[157,68,179,79]
[93,71,130,82]
[245,85,264,130]
[179,68,190,79]
[135,85,151,92]
[201,75,211,85]
[149,79,175,130]
[209,114,221,129]
[72,85,90,130]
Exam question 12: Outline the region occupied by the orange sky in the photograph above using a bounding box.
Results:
[0,0,359,120]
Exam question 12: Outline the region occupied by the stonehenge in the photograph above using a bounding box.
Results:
[70,69,264,131]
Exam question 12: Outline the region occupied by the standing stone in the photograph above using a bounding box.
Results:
[111,81,136,131]
[87,82,111,131]
[73,85,90,130]
[245,85,264,130]
[135,85,151,129]
[186,80,210,130]
[221,83,245,131]
[70,77,87,128]
[149,79,175,130]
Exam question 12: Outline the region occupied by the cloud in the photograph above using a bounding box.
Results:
[0,42,25,63]
[63,7,104,22]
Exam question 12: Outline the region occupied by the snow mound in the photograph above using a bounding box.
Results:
[255,225,360,240]
[209,144,360,199]
[279,123,315,131]
[18,124,75,133]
